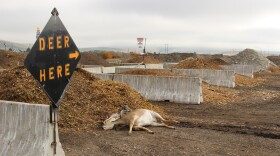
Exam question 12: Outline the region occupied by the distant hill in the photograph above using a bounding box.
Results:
[0,40,31,52]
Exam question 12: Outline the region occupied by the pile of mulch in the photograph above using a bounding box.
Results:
[267,66,280,73]
[235,74,265,87]
[209,58,230,65]
[202,83,244,105]
[0,50,27,69]
[125,55,161,64]
[0,67,163,132]
[79,52,110,66]
[171,58,223,70]
[121,69,184,77]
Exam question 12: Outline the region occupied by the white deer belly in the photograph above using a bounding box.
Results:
[134,111,157,126]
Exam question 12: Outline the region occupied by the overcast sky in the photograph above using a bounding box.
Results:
[1,0,280,52]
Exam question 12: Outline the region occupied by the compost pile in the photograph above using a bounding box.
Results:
[121,69,184,77]
[171,58,223,70]
[202,83,244,105]
[209,58,229,65]
[0,50,27,69]
[235,74,265,86]
[79,52,110,66]
[267,66,280,73]
[0,67,163,132]
[125,55,161,64]
[224,49,276,68]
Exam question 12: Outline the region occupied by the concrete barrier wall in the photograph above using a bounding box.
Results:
[83,67,102,74]
[113,75,202,104]
[115,68,172,74]
[0,100,65,156]
[172,69,235,87]
[253,65,264,72]
[116,65,146,68]
[119,63,141,66]
[83,65,103,68]
[221,65,254,78]
[102,67,116,74]
[163,63,178,68]
[145,64,164,69]
[115,67,144,73]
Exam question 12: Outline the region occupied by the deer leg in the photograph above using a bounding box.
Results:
[128,118,136,135]
[151,122,175,129]
[133,126,154,134]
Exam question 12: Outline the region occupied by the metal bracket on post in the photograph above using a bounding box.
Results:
[50,104,58,155]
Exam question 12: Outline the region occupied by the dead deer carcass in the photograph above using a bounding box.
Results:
[103,109,176,134]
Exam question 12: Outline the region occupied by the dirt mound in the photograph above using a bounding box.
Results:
[267,55,280,65]
[0,67,163,132]
[79,52,110,66]
[121,69,183,77]
[125,55,161,64]
[171,58,223,70]
[224,49,276,68]
[0,50,27,69]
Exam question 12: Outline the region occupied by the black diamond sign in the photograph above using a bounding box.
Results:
[24,8,81,107]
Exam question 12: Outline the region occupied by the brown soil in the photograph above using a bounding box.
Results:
[171,58,223,70]
[0,67,163,132]
[0,50,27,68]
[121,69,183,77]
[125,55,161,64]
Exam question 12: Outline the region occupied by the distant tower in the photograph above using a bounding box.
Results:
[36,27,40,39]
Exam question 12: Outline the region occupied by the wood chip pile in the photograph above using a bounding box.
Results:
[121,69,184,77]
[202,83,244,105]
[79,52,110,66]
[267,66,280,73]
[0,50,27,69]
[209,58,230,65]
[0,67,163,132]
[171,58,223,70]
[235,74,265,86]
[125,55,161,64]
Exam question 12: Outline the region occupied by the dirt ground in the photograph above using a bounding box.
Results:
[60,73,280,156]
